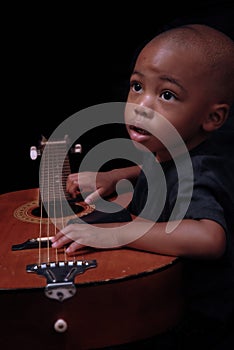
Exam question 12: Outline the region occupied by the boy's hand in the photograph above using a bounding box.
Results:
[66,171,117,204]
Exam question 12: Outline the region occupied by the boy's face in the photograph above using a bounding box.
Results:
[125,38,214,160]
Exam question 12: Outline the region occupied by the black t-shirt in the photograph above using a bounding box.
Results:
[128,130,234,324]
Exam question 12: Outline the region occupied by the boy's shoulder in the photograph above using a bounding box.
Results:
[190,130,233,161]
[189,131,234,187]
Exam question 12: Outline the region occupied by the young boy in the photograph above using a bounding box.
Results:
[51,24,234,348]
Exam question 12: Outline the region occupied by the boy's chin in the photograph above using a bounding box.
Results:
[131,140,155,153]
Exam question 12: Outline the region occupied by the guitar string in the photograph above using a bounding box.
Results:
[38,139,75,266]
[38,141,53,266]
[50,140,70,264]
[51,142,58,263]
[46,142,51,264]
[38,140,48,266]
[47,141,61,264]
[55,142,67,263]
[38,150,44,266]
[60,143,78,264]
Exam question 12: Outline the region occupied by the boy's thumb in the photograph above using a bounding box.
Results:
[84,189,103,205]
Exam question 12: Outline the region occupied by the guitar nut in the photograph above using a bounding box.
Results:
[54,318,68,333]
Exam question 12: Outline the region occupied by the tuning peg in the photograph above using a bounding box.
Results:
[30,146,40,160]
[72,143,82,154]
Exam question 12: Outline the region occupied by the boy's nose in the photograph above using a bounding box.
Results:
[134,104,155,119]
[134,93,155,116]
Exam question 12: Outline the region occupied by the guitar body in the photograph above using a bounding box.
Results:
[0,188,184,350]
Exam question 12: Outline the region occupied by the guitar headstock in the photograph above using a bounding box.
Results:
[30,135,48,160]
[30,135,82,160]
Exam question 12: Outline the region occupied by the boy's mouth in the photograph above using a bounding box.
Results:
[129,125,152,135]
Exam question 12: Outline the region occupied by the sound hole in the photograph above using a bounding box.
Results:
[31,200,85,218]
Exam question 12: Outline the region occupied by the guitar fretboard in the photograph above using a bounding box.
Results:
[39,138,71,204]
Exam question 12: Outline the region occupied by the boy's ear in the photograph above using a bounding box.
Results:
[202,103,229,132]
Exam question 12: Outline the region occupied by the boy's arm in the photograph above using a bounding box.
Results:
[67,165,141,203]
[52,217,226,260]
[127,218,226,259]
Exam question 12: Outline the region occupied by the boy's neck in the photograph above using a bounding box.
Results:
[156,134,209,163]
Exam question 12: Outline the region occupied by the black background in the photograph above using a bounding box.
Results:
[2,1,234,194]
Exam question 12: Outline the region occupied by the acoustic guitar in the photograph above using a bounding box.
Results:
[0,136,184,350]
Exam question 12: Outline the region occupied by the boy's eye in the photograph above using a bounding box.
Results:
[131,82,142,92]
[161,91,176,101]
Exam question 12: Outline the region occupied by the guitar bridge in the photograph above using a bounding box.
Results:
[26,259,97,301]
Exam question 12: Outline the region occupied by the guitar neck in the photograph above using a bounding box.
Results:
[39,138,71,203]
